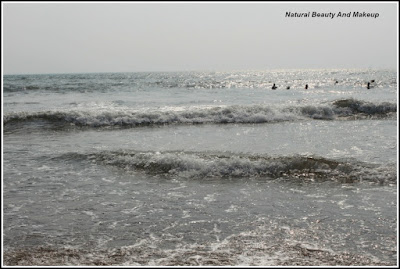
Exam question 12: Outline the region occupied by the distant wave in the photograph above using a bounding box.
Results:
[58,150,396,184]
[3,99,396,130]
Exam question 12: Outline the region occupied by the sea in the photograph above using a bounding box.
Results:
[2,69,398,266]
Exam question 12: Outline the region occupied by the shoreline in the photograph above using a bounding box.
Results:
[3,244,395,266]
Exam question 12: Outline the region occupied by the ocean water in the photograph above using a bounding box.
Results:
[2,69,398,266]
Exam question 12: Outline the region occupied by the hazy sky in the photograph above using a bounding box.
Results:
[2,2,398,74]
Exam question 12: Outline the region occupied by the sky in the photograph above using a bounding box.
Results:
[2,2,398,74]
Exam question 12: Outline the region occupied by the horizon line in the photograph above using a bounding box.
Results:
[3,67,398,76]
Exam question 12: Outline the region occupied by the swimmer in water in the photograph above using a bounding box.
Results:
[305,84,308,89]
[272,83,277,90]
[367,82,370,89]
[286,86,290,90]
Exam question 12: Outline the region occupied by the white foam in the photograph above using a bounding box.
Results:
[92,150,396,183]
[4,99,396,127]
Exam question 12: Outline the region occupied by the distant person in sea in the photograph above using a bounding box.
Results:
[305,84,308,89]
[286,86,290,90]
[369,80,376,88]
[335,80,338,84]
[272,83,277,90]
[367,82,370,89]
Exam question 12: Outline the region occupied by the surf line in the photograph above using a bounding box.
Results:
[285,12,336,19]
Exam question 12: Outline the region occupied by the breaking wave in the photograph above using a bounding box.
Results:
[62,150,396,184]
[3,99,397,129]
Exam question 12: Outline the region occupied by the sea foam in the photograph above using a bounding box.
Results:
[67,150,397,183]
[3,99,397,129]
